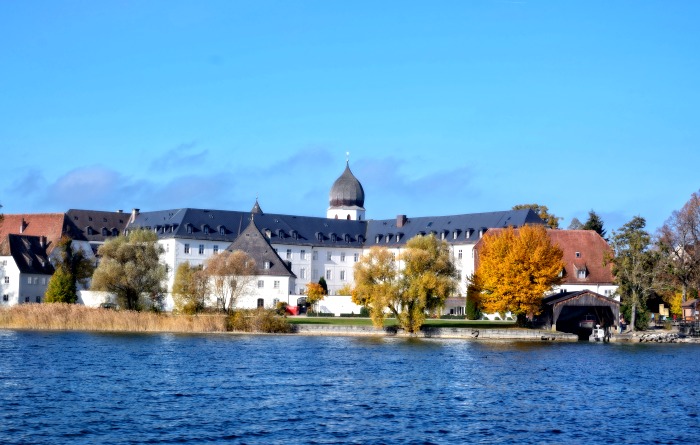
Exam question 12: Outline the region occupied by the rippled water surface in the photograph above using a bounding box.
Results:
[1,330,698,444]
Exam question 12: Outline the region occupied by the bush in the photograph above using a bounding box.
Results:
[621,303,651,331]
[360,306,370,317]
[275,301,288,316]
[465,298,481,320]
[307,311,335,317]
[439,315,466,319]
[227,308,293,333]
[340,313,365,317]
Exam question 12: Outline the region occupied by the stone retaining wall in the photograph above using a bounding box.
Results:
[293,324,578,341]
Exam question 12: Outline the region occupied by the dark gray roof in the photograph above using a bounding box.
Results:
[329,162,365,208]
[226,219,295,277]
[3,234,55,275]
[365,209,545,247]
[66,209,129,242]
[127,207,544,248]
[128,208,368,248]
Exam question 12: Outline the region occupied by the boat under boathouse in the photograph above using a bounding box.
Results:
[539,290,621,339]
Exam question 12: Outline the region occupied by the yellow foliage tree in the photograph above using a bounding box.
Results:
[353,235,458,333]
[476,225,564,319]
[305,282,325,313]
[352,247,401,328]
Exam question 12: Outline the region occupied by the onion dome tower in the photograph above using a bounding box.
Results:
[327,160,366,221]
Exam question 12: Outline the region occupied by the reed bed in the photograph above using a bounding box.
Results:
[0,304,228,333]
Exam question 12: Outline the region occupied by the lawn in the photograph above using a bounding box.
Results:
[286,316,516,329]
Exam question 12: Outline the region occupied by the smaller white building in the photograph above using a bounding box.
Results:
[0,234,54,306]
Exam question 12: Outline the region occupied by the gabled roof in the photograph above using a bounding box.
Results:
[1,234,55,275]
[547,230,614,285]
[66,209,129,243]
[0,213,72,253]
[543,289,620,307]
[226,219,295,277]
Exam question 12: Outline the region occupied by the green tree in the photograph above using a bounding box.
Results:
[45,236,95,303]
[318,276,329,295]
[512,203,561,229]
[656,191,700,303]
[475,225,564,323]
[353,235,458,333]
[607,216,658,331]
[91,229,166,311]
[172,262,209,314]
[45,267,77,303]
[583,210,607,239]
[204,250,256,313]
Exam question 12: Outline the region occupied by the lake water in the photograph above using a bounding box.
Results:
[1,330,698,445]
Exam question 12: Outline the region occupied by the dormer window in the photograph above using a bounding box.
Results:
[186,224,193,234]
[291,230,298,240]
[577,269,587,279]
[264,261,271,270]
[386,233,392,243]
[219,226,226,235]
[575,252,581,258]
[86,226,94,236]
[344,234,350,243]
[102,228,108,236]
[203,225,210,234]
[375,235,381,243]
[112,228,119,236]
[396,233,402,243]
[316,232,324,242]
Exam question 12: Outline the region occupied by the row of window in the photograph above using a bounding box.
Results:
[257,280,281,289]
[282,249,360,263]
[183,244,220,255]
[1,295,40,303]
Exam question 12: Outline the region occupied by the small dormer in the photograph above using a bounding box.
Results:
[452,230,461,240]
[330,233,337,242]
[466,228,474,239]
[386,233,393,243]
[202,224,210,235]
[101,227,108,236]
[395,233,403,243]
[375,234,382,244]
[277,229,285,239]
[186,224,193,234]
[291,230,298,240]
[86,226,94,236]
[218,225,226,235]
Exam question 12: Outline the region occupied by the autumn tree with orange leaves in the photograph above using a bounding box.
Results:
[474,225,564,322]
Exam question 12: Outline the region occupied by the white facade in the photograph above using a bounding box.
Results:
[0,256,51,306]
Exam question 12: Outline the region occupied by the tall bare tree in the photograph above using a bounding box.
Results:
[656,191,700,303]
[204,250,256,313]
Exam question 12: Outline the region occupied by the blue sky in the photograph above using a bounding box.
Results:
[2,1,699,234]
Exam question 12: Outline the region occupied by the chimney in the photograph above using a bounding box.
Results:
[130,208,140,224]
[20,218,27,233]
[116,209,123,213]
[396,214,407,228]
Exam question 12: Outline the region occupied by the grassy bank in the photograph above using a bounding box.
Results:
[0,304,228,333]
[288,316,516,329]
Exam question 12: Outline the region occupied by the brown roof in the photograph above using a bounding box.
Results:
[547,230,614,285]
[475,228,614,285]
[0,213,74,254]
